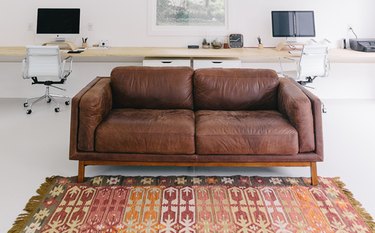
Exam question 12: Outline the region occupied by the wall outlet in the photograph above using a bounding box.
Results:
[27,23,34,32]
[88,23,94,31]
[99,40,109,48]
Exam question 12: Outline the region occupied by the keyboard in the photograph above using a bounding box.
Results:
[67,50,83,54]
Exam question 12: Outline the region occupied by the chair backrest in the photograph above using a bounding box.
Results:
[23,45,62,79]
[298,44,329,79]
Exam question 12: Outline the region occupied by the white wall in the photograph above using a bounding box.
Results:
[0,0,374,48]
[1,0,375,99]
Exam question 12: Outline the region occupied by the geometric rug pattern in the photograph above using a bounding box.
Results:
[9,176,375,233]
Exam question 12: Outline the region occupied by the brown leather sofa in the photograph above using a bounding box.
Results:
[70,66,323,185]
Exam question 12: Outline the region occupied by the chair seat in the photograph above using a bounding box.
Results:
[281,70,299,80]
[195,110,299,155]
[95,109,195,154]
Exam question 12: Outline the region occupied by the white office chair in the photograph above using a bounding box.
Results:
[22,45,72,114]
[279,44,330,85]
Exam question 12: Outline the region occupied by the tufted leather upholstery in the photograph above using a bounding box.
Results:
[194,68,279,110]
[70,66,323,166]
[111,66,194,109]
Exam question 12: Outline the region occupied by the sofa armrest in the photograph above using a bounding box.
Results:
[70,77,112,156]
[292,80,324,160]
[278,78,316,153]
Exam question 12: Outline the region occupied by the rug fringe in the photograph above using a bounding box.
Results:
[7,176,375,232]
[8,176,57,233]
[333,177,375,233]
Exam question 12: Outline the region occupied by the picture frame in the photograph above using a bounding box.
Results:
[148,0,228,36]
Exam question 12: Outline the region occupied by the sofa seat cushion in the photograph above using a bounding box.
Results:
[196,110,298,155]
[95,109,195,154]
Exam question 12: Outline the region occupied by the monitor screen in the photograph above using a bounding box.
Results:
[272,11,315,37]
[37,8,80,34]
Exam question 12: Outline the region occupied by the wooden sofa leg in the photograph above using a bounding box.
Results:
[310,162,318,186]
[78,161,85,183]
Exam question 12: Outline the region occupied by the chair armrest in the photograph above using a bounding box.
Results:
[278,56,298,77]
[70,77,112,155]
[22,58,28,79]
[278,78,316,153]
[61,56,73,79]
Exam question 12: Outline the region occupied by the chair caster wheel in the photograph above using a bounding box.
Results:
[54,107,60,112]
[47,98,51,103]
[65,101,70,105]
[26,109,32,114]
[23,102,28,108]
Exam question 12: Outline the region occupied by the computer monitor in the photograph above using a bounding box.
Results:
[272,11,315,38]
[37,8,80,40]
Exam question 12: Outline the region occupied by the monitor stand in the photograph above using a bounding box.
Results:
[42,41,77,50]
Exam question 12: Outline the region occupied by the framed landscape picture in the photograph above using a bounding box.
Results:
[149,0,228,35]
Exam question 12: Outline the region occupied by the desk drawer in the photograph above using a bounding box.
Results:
[193,59,242,69]
[143,59,191,67]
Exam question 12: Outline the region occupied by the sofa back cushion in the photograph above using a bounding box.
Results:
[194,68,279,110]
[111,66,194,109]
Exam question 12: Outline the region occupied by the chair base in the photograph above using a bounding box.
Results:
[24,86,70,114]
[297,76,316,86]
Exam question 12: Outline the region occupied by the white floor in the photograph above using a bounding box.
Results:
[0,98,374,232]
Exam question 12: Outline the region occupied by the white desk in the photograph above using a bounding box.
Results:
[1,47,375,99]
[1,47,375,63]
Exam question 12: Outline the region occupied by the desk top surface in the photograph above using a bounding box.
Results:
[0,46,374,63]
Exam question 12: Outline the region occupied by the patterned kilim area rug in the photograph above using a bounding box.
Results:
[9,176,375,233]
